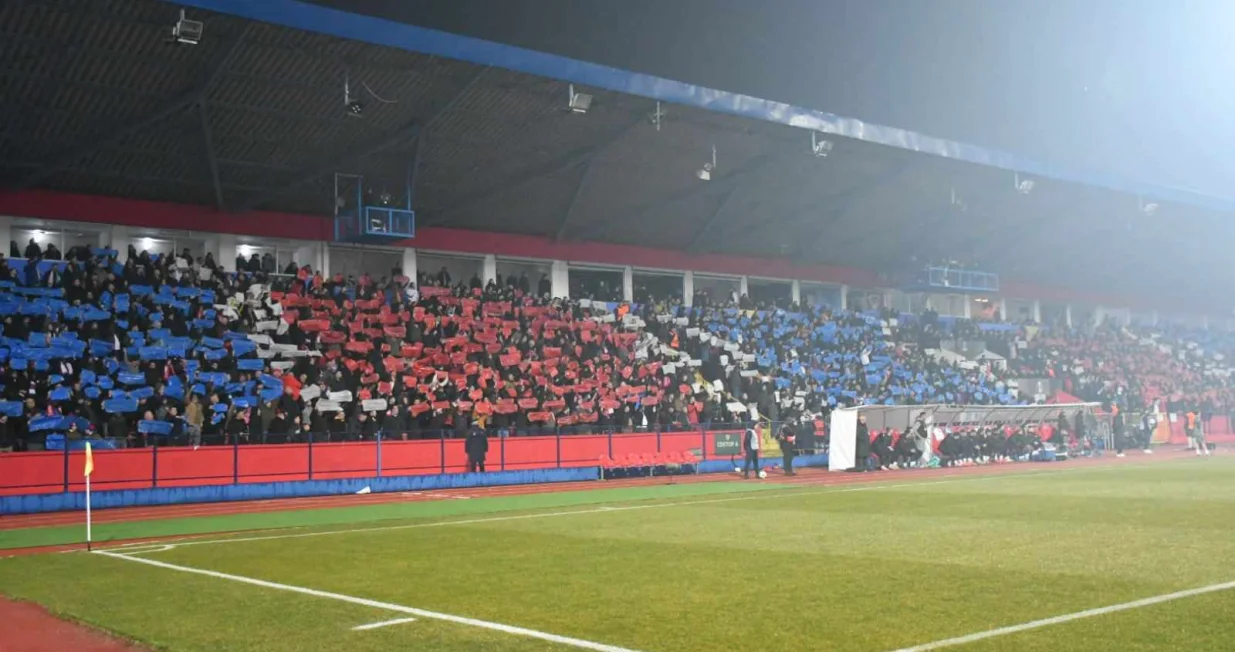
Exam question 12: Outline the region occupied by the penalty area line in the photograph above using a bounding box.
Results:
[888,579,1235,651]
[93,550,642,652]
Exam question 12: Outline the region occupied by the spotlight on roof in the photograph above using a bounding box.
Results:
[169,9,203,45]
[1015,173,1034,195]
[696,145,716,181]
[343,73,363,117]
[648,101,665,131]
[811,132,834,158]
[1140,197,1159,216]
[567,84,593,114]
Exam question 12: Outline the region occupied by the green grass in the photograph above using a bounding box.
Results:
[3,459,1235,651]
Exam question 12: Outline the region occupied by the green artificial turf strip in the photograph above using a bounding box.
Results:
[0,480,781,550]
[2,459,1233,652]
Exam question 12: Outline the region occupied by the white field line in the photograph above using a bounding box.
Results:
[105,462,1153,555]
[351,616,418,631]
[94,550,642,652]
[888,580,1235,651]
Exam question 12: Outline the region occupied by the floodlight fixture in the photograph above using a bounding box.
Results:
[1139,196,1159,216]
[649,101,665,131]
[170,9,203,45]
[344,73,364,117]
[1014,173,1034,195]
[696,145,716,181]
[950,187,968,213]
[811,132,834,157]
[568,84,593,114]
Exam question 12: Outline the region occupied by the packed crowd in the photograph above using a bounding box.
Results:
[0,245,707,452]
[1,236,1231,456]
[1011,321,1235,418]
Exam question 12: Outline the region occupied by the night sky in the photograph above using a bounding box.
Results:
[308,0,1234,200]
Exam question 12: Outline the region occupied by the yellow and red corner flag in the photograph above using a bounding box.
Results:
[84,442,94,478]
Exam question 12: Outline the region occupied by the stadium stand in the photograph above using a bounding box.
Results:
[0,245,700,453]
[1,237,1232,464]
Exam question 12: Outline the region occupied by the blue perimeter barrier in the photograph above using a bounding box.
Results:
[2,453,829,515]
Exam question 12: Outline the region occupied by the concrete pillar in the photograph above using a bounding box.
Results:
[738,275,749,299]
[839,284,848,311]
[1151,310,1159,326]
[962,295,972,319]
[482,254,497,285]
[1094,306,1106,327]
[1202,315,1210,330]
[1065,304,1073,328]
[320,244,331,279]
[622,266,633,303]
[217,233,237,273]
[401,247,418,284]
[0,216,12,259]
[790,280,801,306]
[683,271,694,308]
[550,260,569,299]
[293,242,318,272]
[1032,299,1042,324]
[998,297,1008,322]
[111,226,131,263]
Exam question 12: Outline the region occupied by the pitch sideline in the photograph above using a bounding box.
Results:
[109,460,1174,555]
[94,549,643,652]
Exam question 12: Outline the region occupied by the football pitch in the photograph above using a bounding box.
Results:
[2,457,1234,651]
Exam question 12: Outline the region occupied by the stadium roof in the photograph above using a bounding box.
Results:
[1,0,1231,301]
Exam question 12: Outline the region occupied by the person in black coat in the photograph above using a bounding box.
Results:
[465,424,489,472]
[777,422,797,476]
[853,414,871,472]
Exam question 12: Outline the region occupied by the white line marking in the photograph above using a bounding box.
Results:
[95,550,642,652]
[888,580,1235,651]
[351,616,418,631]
[93,463,1139,553]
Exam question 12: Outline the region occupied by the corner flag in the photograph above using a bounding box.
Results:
[84,442,94,550]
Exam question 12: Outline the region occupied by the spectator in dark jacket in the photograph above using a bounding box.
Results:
[465,425,488,472]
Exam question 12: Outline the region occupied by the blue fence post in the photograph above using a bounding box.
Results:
[500,434,505,472]
[62,444,70,492]
[232,436,239,484]
[701,426,708,461]
[608,430,613,458]
[439,431,446,474]
[656,426,662,452]
[151,441,159,488]
[307,432,314,481]
[555,432,562,468]
[376,432,383,478]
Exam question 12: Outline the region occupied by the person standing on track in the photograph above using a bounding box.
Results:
[777,421,797,476]
[742,422,761,479]
[465,422,489,472]
[1191,416,1212,457]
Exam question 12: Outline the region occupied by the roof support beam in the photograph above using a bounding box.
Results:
[553,159,596,241]
[197,100,225,211]
[576,149,789,242]
[423,112,648,229]
[9,24,250,192]
[407,67,490,212]
[233,121,422,212]
[684,186,739,253]
[233,67,488,214]
[791,158,919,259]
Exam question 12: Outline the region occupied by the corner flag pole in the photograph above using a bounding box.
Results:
[84,442,94,551]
